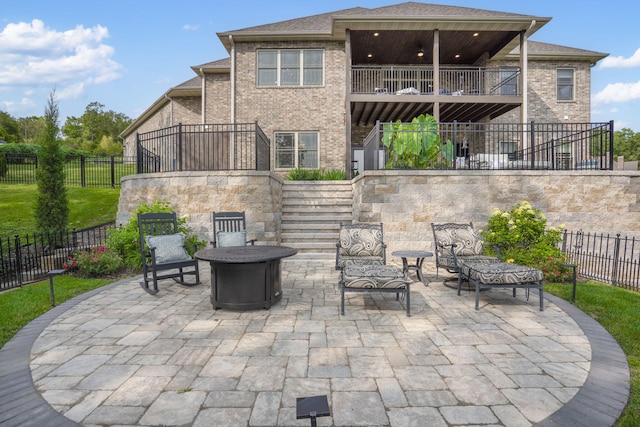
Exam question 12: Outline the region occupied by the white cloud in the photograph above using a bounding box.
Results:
[183,24,200,31]
[600,48,640,69]
[593,80,640,104]
[0,19,123,112]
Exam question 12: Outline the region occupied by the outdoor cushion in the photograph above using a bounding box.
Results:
[339,227,384,257]
[436,227,484,256]
[146,233,191,264]
[216,230,247,247]
[439,254,500,269]
[459,261,544,285]
[342,264,407,289]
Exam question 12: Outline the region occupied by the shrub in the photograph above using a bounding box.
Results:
[66,245,123,277]
[106,200,206,269]
[285,167,346,180]
[480,201,572,282]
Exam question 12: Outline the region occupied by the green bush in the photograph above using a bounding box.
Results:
[106,200,206,269]
[480,200,571,282]
[285,167,346,180]
[66,245,123,277]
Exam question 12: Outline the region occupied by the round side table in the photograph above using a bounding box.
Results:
[392,250,433,285]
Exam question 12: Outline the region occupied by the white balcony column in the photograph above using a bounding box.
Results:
[345,29,353,175]
[520,30,529,149]
[433,29,440,121]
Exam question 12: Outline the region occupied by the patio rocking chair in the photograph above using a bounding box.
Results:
[212,211,257,247]
[431,222,500,287]
[138,212,200,294]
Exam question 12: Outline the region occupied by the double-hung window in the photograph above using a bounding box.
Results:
[275,132,319,169]
[557,68,575,101]
[257,49,324,87]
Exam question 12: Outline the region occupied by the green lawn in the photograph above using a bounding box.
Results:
[0,184,120,236]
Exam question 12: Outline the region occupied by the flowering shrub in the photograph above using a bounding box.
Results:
[69,245,123,277]
[480,201,572,282]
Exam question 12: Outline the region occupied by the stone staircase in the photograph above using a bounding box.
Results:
[280,180,353,260]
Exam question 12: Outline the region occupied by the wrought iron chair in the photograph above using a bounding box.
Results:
[212,211,256,247]
[431,222,500,286]
[335,222,411,316]
[138,212,200,294]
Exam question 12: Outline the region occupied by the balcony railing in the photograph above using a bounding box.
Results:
[360,121,614,171]
[351,65,520,96]
[136,123,270,173]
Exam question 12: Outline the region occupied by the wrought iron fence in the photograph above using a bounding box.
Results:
[136,122,270,173]
[560,230,639,291]
[0,222,115,290]
[0,153,136,187]
[362,120,614,171]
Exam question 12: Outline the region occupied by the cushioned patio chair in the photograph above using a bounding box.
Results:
[138,212,200,294]
[336,222,411,316]
[431,222,500,286]
[212,211,256,247]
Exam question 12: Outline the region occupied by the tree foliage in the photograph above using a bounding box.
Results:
[61,102,132,154]
[35,92,69,235]
[0,111,21,143]
[614,128,640,163]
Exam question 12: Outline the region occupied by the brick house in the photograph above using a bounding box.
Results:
[120,2,607,174]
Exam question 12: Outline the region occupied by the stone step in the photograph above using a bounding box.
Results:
[282,198,352,206]
[281,232,338,241]
[281,223,340,231]
[282,206,353,214]
[281,213,353,223]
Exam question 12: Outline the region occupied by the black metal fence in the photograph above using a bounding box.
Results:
[561,230,639,291]
[362,121,614,171]
[0,222,114,290]
[0,153,136,187]
[136,122,270,173]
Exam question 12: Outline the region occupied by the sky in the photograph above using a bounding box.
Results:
[1,0,639,131]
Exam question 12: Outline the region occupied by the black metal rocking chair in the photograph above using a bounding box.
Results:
[138,212,200,294]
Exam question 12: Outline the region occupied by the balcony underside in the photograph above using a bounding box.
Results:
[349,94,521,126]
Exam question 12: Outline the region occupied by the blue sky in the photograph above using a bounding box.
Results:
[2,0,639,131]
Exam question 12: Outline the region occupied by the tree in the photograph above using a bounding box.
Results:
[0,111,21,143]
[17,116,45,144]
[62,102,132,154]
[35,92,68,236]
[614,128,640,162]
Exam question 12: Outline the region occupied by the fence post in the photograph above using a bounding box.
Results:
[608,120,615,170]
[110,155,116,188]
[80,155,86,187]
[529,121,535,168]
[178,123,183,172]
[136,133,142,174]
[611,233,621,286]
[14,235,22,286]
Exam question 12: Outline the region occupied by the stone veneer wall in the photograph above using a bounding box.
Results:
[117,170,639,254]
[351,170,640,255]
[117,171,283,244]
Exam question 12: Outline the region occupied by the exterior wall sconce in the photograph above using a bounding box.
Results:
[417,47,424,57]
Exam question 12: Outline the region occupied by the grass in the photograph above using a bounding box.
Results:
[0,184,120,236]
[546,282,640,426]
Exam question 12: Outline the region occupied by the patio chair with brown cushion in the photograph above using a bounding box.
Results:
[212,211,256,247]
[431,222,500,285]
[335,222,386,270]
[138,212,200,294]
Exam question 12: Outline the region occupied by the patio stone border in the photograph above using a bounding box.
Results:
[0,277,630,427]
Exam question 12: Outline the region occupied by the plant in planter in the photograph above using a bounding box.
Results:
[381,113,454,169]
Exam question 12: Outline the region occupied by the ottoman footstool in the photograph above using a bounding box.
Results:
[340,264,411,316]
[458,261,544,311]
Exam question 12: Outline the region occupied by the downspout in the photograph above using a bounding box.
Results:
[229,35,236,169]
[200,68,205,124]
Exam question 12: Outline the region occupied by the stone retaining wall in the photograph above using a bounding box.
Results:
[117,170,639,253]
[118,171,283,244]
[353,170,640,254]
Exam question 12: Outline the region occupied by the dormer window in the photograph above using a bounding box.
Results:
[257,49,324,87]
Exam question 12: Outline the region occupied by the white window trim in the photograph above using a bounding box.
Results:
[257,49,324,87]
[274,131,320,170]
[557,68,575,102]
